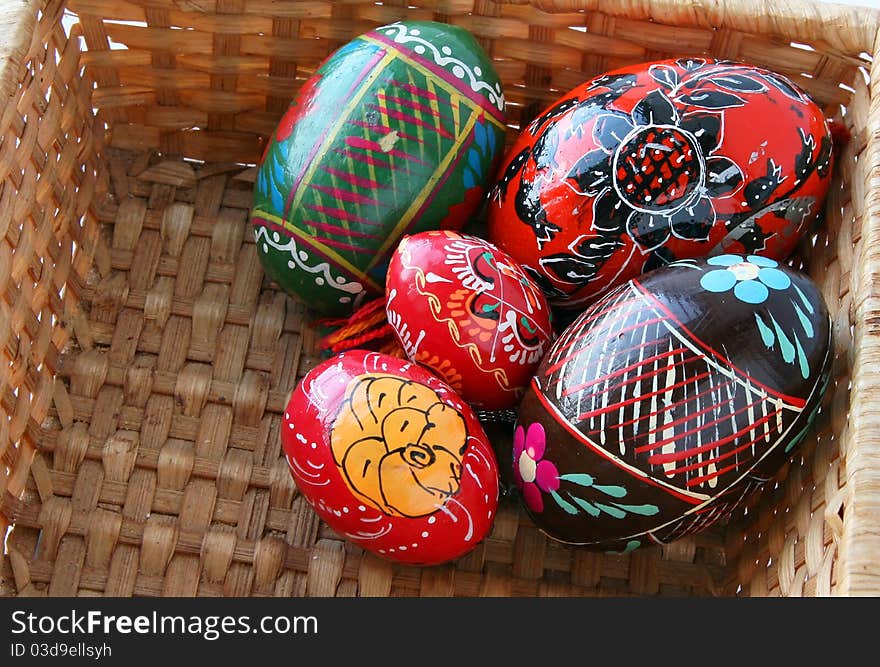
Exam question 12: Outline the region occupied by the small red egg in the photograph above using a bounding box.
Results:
[282,349,500,565]
[385,230,554,411]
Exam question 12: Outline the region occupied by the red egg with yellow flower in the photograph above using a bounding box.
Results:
[282,349,499,565]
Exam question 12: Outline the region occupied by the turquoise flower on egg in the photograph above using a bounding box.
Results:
[699,254,791,304]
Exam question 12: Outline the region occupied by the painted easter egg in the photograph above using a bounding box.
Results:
[486,58,833,309]
[282,349,500,565]
[385,230,555,411]
[513,254,832,551]
[251,20,506,317]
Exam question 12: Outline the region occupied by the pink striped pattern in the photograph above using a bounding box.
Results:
[310,183,387,207]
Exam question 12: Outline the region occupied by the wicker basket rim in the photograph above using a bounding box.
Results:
[2,0,880,598]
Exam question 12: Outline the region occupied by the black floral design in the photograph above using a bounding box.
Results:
[563,87,744,255]
[718,124,832,253]
[500,59,830,301]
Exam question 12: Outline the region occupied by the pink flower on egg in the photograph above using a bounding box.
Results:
[513,422,560,513]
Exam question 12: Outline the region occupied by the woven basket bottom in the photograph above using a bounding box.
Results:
[3,145,844,597]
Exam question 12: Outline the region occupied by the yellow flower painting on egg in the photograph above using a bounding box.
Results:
[330,374,469,518]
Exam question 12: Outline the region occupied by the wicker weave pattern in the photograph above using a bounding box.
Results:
[0,0,109,595]
[1,0,879,597]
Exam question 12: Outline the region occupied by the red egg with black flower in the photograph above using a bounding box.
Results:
[487,58,834,310]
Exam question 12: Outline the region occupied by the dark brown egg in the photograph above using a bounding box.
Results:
[512,254,832,552]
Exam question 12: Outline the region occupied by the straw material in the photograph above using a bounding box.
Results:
[1,0,878,597]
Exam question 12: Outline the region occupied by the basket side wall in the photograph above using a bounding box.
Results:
[0,0,108,584]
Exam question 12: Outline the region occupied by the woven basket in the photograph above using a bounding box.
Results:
[1,0,878,598]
